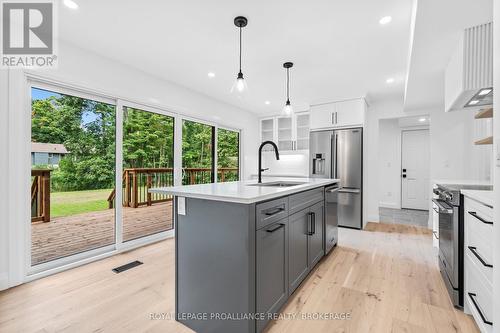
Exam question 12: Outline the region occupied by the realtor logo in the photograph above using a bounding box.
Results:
[1,1,57,67]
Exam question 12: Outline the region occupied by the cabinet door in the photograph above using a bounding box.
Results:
[308,201,324,267]
[260,118,275,151]
[295,113,310,150]
[336,99,365,127]
[277,116,293,151]
[310,103,336,130]
[288,209,310,294]
[256,220,288,332]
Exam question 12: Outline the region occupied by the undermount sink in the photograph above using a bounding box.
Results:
[248,181,306,187]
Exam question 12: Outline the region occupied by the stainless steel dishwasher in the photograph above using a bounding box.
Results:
[325,184,339,254]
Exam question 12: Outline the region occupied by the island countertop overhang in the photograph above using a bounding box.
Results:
[150,177,340,204]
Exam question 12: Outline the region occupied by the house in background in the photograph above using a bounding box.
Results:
[31,142,69,166]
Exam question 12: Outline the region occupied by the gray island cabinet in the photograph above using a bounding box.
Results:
[150,178,339,333]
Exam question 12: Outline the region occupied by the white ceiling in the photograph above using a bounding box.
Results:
[404,0,493,111]
[58,0,413,115]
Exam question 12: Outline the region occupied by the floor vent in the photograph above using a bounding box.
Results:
[112,260,143,273]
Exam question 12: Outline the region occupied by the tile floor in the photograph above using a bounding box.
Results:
[379,207,429,227]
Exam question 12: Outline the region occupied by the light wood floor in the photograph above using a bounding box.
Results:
[1,222,478,333]
[31,202,173,265]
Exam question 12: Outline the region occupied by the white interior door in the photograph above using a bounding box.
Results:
[401,130,430,210]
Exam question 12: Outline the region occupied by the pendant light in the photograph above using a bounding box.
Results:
[282,62,294,116]
[231,16,248,93]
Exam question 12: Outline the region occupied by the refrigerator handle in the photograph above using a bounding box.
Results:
[331,133,338,179]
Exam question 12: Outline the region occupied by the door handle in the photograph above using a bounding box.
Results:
[264,207,285,216]
[338,188,360,194]
[307,212,314,235]
[266,223,285,233]
[468,211,493,225]
[468,246,493,268]
[326,187,339,193]
[468,293,493,325]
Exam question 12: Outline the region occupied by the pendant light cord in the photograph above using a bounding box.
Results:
[286,68,290,102]
[239,26,242,73]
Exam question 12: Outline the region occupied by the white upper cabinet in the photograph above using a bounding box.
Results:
[310,98,366,130]
[260,112,310,151]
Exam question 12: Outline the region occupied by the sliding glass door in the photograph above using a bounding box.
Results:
[29,85,241,269]
[30,87,116,266]
[182,119,215,185]
[122,107,175,241]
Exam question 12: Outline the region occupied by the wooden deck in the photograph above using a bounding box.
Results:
[31,201,173,265]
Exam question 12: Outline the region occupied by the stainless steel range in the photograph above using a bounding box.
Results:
[433,183,493,308]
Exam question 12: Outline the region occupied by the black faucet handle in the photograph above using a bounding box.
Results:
[260,168,269,172]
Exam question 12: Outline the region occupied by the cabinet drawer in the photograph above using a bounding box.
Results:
[465,255,493,332]
[465,199,494,246]
[289,188,324,214]
[256,197,288,230]
[466,228,493,286]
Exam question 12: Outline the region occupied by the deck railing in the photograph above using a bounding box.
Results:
[108,167,238,208]
[31,169,52,223]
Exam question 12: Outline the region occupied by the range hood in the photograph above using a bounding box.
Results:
[445,22,493,112]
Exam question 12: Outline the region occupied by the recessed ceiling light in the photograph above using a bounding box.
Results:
[478,88,492,96]
[386,77,395,84]
[379,16,392,25]
[419,117,427,122]
[207,72,215,78]
[264,101,270,105]
[63,0,79,9]
[468,100,479,105]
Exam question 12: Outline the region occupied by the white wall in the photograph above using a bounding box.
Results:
[0,69,9,290]
[365,96,492,226]
[492,0,500,330]
[0,40,260,290]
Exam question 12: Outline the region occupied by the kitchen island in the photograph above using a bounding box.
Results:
[150,178,339,333]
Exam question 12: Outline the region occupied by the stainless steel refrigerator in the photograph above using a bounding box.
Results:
[310,128,363,229]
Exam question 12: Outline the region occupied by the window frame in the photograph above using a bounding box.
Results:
[23,75,244,280]
[216,126,241,182]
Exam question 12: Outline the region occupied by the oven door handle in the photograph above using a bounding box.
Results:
[431,199,453,214]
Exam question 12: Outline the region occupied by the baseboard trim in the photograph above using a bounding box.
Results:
[0,272,9,291]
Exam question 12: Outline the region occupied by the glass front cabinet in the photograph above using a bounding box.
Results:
[259,112,310,152]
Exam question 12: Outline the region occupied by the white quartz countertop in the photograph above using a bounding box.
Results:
[461,190,494,208]
[433,179,493,186]
[150,178,340,204]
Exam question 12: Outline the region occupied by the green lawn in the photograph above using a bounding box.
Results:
[51,188,112,218]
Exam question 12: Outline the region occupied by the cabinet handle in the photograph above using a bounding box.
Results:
[331,113,335,124]
[468,293,493,325]
[307,212,314,235]
[335,112,338,124]
[264,207,285,216]
[468,246,493,268]
[266,223,285,233]
[468,211,493,225]
[432,230,439,240]
[312,212,316,234]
